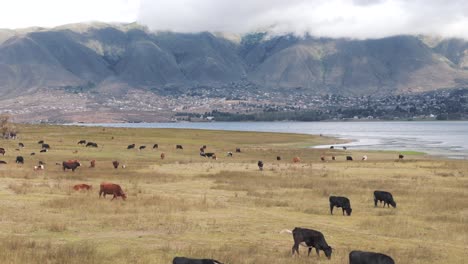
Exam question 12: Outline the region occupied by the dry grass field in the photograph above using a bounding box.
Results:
[0,124,466,264]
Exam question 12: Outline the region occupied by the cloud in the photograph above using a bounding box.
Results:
[137,0,468,39]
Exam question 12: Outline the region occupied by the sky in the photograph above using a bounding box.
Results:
[1,0,468,39]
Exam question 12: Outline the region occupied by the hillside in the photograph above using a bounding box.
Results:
[1,23,468,121]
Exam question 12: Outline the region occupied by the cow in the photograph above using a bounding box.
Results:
[90,160,96,168]
[99,183,126,200]
[330,146,334,149]
[139,146,146,151]
[374,191,396,208]
[86,142,98,148]
[398,154,404,160]
[172,257,223,264]
[16,156,24,164]
[34,164,44,171]
[362,155,368,161]
[293,157,301,163]
[62,160,81,172]
[205,153,215,158]
[349,251,395,264]
[153,144,158,149]
[0,148,5,155]
[161,153,165,160]
[38,161,45,165]
[127,144,135,149]
[212,154,217,160]
[0,160,7,164]
[112,161,119,169]
[42,143,50,149]
[40,149,48,153]
[18,143,24,148]
[176,145,183,150]
[282,227,332,259]
[329,196,352,216]
[73,184,92,191]
[332,156,336,161]
[258,160,264,171]
[346,156,353,161]
[30,152,35,156]
[343,146,347,150]
[38,140,44,144]
[236,148,241,153]
[321,155,326,162]
[277,156,281,161]
[227,152,233,157]
[77,140,86,145]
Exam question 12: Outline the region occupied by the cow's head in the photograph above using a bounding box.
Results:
[324,246,332,259]
[390,200,397,208]
[120,192,127,200]
[345,207,352,216]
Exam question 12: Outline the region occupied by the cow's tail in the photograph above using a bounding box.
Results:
[280,229,293,234]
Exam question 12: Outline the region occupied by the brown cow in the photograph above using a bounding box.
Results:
[320,155,325,162]
[293,157,301,163]
[99,183,126,200]
[73,184,92,191]
[161,153,165,160]
[0,148,5,156]
[90,160,96,168]
[63,160,80,171]
[112,161,119,169]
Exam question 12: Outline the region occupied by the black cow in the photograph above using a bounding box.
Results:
[139,146,146,150]
[86,142,98,148]
[236,148,241,153]
[176,145,183,149]
[127,144,135,149]
[330,146,334,149]
[343,146,347,150]
[398,154,404,160]
[286,227,332,259]
[374,191,396,208]
[173,257,223,264]
[204,152,215,158]
[277,156,281,161]
[77,140,86,145]
[62,161,81,172]
[153,144,158,149]
[18,143,24,148]
[38,140,44,144]
[329,196,352,216]
[349,250,395,264]
[30,152,35,156]
[346,156,353,161]
[40,149,48,153]
[16,156,24,164]
[258,160,264,171]
[42,143,50,149]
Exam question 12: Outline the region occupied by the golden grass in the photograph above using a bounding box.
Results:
[0,124,465,263]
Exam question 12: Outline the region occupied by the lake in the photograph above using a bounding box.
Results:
[79,121,468,159]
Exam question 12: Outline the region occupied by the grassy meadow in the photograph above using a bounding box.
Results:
[0,124,466,263]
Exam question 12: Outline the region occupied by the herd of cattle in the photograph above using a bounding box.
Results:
[0,139,401,264]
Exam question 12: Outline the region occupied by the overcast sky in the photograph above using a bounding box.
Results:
[2,0,468,39]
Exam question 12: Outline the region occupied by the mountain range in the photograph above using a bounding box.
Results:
[1,22,468,99]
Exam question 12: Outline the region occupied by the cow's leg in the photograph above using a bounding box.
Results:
[342,208,345,215]
[374,198,378,207]
[315,247,320,257]
[308,247,312,256]
[292,242,300,256]
[330,204,334,215]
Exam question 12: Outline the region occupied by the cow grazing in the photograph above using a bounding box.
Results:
[112,161,119,169]
[18,143,24,148]
[227,152,233,157]
[398,154,404,160]
[38,140,44,144]
[40,149,48,153]
[176,144,183,150]
[161,153,165,159]
[30,152,35,156]
[73,184,92,191]
[0,148,5,155]
[42,143,50,149]
[153,144,158,149]
[127,144,135,149]
[0,160,7,164]
[277,156,281,161]
[374,191,396,208]
[86,142,98,148]
[90,160,96,168]
[99,183,126,200]
[258,160,264,171]
[236,148,241,153]
[329,196,352,216]
[77,140,86,145]
[283,227,332,259]
[172,257,223,264]
[139,145,146,151]
[16,156,24,164]
[34,164,44,171]
[346,156,353,161]
[293,157,301,163]
[205,152,215,158]
[349,251,395,264]
[62,160,81,172]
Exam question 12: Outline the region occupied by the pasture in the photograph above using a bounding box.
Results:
[0,124,466,263]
